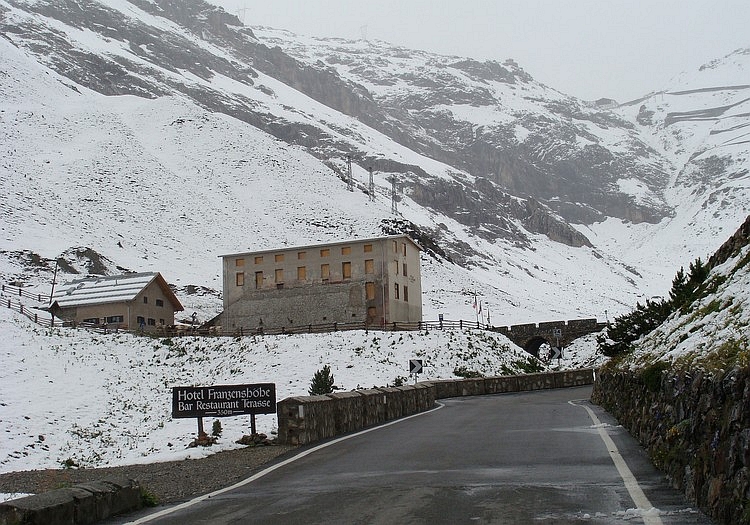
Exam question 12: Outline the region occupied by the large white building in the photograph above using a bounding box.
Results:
[219,235,422,332]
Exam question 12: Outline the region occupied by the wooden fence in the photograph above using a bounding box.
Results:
[2,282,490,336]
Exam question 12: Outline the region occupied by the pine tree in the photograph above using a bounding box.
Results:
[308,365,335,395]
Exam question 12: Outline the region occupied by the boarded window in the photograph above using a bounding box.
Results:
[367,306,377,319]
[321,264,330,280]
[254,256,263,264]
[364,244,373,253]
[365,259,374,274]
[320,248,330,257]
[236,272,245,286]
[275,254,284,263]
[366,282,375,300]
[275,269,284,283]
[235,258,245,267]
[255,271,263,289]
[342,261,352,279]
[297,266,307,280]
[298,251,306,260]
[341,246,351,255]
[394,283,400,300]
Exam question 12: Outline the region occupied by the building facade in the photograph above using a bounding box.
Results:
[220,235,422,331]
[50,272,183,331]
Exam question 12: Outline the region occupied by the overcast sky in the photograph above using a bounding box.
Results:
[211,1,749,102]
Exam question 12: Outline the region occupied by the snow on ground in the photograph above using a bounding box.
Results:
[0,303,601,482]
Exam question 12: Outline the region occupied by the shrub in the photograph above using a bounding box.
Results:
[309,365,335,395]
[211,419,222,437]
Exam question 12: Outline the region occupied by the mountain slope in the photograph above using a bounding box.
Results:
[1,0,748,324]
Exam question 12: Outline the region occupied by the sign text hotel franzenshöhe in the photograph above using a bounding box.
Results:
[172,383,276,419]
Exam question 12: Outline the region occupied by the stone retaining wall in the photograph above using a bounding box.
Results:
[591,366,750,525]
[0,478,141,525]
[277,368,594,446]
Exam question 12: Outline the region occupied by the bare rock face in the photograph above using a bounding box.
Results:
[1,0,682,256]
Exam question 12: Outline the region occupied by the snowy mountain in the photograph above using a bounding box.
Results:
[0,0,749,482]
[1,0,748,324]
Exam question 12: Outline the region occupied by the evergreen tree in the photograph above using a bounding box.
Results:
[308,365,335,395]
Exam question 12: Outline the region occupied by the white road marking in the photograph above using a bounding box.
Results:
[125,402,445,524]
[569,400,664,525]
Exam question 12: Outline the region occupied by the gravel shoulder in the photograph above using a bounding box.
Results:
[0,444,297,506]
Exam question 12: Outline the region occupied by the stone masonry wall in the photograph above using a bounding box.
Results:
[277,369,594,446]
[591,366,750,525]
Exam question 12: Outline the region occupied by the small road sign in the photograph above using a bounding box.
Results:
[550,347,562,360]
[409,359,423,374]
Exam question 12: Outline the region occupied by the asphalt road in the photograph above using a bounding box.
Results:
[126,386,712,525]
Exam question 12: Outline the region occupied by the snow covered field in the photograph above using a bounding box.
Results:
[0,303,602,482]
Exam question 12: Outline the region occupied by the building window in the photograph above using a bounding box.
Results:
[393,260,399,274]
[106,315,124,324]
[394,283,400,300]
[83,317,99,324]
[402,263,407,276]
[321,264,330,280]
[367,306,377,319]
[156,299,164,307]
[404,286,409,302]
[254,256,263,264]
[159,319,165,325]
[143,296,148,304]
[136,316,145,325]
[275,254,284,263]
[341,246,351,255]
[364,243,373,253]
[342,262,352,279]
[298,251,306,260]
[320,248,330,257]
[365,259,374,274]
[148,318,156,326]
[275,269,284,283]
[236,272,245,286]
[255,271,263,289]
[392,240,398,252]
[366,282,375,300]
[235,258,245,267]
[402,243,407,256]
[297,266,307,280]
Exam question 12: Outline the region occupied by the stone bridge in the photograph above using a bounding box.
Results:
[491,318,606,357]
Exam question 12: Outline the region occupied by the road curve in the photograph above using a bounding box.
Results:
[125,386,711,525]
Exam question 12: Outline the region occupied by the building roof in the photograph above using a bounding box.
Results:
[219,234,422,259]
[51,272,183,311]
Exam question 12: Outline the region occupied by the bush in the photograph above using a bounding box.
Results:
[309,365,335,395]
[211,419,222,437]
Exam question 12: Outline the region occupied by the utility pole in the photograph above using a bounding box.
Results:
[390,176,398,215]
[368,167,374,201]
[347,155,353,192]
